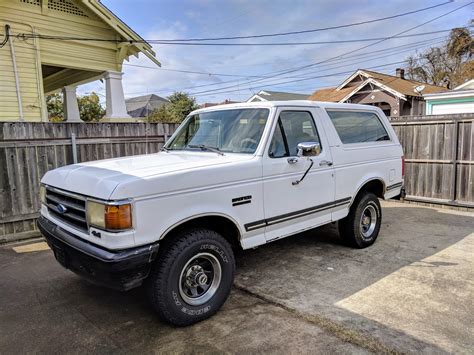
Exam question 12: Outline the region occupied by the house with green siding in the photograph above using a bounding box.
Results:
[0,0,160,122]
[424,79,474,115]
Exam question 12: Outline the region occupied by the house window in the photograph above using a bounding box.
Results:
[269,111,321,158]
[48,0,88,17]
[326,110,390,144]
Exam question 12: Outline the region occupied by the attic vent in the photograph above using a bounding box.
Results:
[20,0,41,6]
[47,0,88,17]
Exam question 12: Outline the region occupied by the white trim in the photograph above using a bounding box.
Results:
[336,70,372,90]
[424,90,474,100]
[454,79,474,90]
[338,78,406,103]
[246,94,267,102]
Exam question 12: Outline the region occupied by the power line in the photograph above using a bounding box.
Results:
[18,28,459,46]
[142,30,457,46]
[188,61,408,97]
[17,1,453,43]
[122,38,446,97]
[122,36,445,79]
[154,2,454,42]
[178,2,472,97]
[120,62,408,103]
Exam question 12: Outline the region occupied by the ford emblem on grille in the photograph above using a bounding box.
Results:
[56,204,67,214]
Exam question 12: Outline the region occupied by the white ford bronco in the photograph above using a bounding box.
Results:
[38,101,404,326]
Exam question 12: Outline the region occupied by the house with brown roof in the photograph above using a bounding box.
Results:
[309,68,447,116]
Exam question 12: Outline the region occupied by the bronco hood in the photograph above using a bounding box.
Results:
[41,152,252,200]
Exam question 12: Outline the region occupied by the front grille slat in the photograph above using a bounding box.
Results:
[46,194,86,212]
[46,188,88,233]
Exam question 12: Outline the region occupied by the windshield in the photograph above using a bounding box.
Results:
[165,108,269,154]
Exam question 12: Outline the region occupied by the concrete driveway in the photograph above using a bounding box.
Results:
[1,201,472,353]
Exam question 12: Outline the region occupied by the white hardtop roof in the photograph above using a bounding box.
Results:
[193,100,380,114]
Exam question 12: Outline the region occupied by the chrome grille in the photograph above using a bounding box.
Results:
[45,187,88,232]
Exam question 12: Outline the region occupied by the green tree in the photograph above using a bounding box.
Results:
[147,104,174,123]
[45,92,105,122]
[405,25,473,88]
[146,92,199,123]
[78,92,105,122]
[46,92,64,121]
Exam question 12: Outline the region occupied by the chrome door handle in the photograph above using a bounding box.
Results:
[287,157,299,164]
[319,160,333,167]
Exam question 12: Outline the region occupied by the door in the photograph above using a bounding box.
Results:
[262,108,335,242]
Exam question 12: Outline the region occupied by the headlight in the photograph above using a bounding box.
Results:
[87,200,132,231]
[40,185,47,205]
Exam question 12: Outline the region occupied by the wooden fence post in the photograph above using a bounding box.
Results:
[71,133,78,164]
[451,120,459,203]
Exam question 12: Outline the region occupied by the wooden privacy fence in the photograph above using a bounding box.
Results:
[390,113,473,208]
[0,115,473,243]
[0,122,179,243]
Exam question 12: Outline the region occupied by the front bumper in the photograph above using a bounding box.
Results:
[37,216,159,291]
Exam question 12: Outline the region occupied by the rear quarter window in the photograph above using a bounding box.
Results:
[326,110,390,144]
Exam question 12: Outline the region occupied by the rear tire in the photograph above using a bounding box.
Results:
[338,192,382,248]
[148,228,235,326]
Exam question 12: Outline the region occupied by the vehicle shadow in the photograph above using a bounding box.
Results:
[58,203,473,353]
[234,203,474,353]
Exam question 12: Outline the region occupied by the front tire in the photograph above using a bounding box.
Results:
[338,192,382,248]
[148,228,235,326]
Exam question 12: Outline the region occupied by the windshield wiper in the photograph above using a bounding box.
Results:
[187,144,224,156]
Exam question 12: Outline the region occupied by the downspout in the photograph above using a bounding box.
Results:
[0,19,45,122]
[7,25,24,121]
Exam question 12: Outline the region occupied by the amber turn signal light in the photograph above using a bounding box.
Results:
[105,204,132,230]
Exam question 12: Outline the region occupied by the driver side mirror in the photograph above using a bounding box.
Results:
[297,142,321,157]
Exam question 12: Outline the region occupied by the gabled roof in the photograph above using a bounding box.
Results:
[360,70,447,96]
[310,69,446,103]
[247,90,310,102]
[126,94,169,117]
[80,0,160,66]
[308,86,354,102]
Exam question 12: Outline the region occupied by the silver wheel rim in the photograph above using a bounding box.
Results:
[178,252,222,306]
[360,205,377,239]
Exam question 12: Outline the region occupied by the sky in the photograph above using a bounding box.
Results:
[79,0,473,104]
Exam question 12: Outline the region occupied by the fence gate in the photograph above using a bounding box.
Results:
[391,114,473,208]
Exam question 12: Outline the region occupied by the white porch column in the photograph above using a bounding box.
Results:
[104,71,131,119]
[62,86,81,122]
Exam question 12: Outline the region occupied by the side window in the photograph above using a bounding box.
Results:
[326,110,390,144]
[269,111,321,158]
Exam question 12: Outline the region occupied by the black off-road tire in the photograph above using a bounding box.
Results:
[338,192,382,248]
[148,228,235,326]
